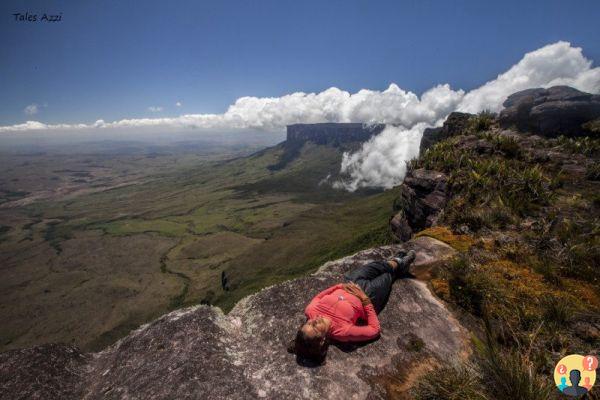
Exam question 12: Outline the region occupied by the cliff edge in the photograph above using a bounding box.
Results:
[0,237,466,400]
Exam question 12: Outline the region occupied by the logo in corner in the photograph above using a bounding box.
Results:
[554,354,597,397]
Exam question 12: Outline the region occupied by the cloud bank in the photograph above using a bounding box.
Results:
[1,41,599,188]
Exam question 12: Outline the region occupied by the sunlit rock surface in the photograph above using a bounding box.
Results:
[0,238,467,400]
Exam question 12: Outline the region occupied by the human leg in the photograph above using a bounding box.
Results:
[344,261,395,313]
[362,273,394,313]
[344,261,394,282]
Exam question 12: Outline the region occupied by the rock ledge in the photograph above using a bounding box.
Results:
[0,238,467,400]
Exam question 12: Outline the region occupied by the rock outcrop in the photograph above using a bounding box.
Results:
[420,112,473,153]
[0,238,466,400]
[498,86,600,137]
[390,169,449,242]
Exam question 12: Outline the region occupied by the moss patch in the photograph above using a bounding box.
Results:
[415,226,475,252]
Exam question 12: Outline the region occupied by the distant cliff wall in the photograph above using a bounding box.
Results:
[268,123,386,171]
[286,123,385,146]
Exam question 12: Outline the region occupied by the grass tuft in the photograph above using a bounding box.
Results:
[413,363,488,400]
[467,110,496,134]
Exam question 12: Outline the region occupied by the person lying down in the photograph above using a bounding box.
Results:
[289,250,417,365]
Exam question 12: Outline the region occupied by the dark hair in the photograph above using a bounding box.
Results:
[287,325,329,365]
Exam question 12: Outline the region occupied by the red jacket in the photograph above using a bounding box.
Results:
[304,283,380,342]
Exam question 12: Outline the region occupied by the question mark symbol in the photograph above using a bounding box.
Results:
[557,364,567,374]
[583,355,598,371]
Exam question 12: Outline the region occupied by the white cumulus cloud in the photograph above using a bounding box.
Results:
[1,41,599,189]
[334,124,424,191]
[335,41,600,190]
[175,101,182,107]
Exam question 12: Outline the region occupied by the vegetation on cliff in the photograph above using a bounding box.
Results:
[405,112,599,399]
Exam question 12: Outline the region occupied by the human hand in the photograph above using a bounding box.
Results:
[343,282,371,306]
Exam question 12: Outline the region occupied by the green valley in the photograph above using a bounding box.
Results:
[0,134,397,351]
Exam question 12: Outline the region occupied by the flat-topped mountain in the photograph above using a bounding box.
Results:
[267,123,385,172]
[286,123,385,146]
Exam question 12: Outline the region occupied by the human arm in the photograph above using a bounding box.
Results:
[304,283,344,316]
[332,283,380,342]
[335,302,380,342]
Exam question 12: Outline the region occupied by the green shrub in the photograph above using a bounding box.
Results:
[491,135,522,158]
[552,217,600,284]
[449,158,553,217]
[484,202,514,228]
[582,118,600,134]
[479,344,554,400]
[503,165,553,215]
[447,258,489,316]
[541,295,571,328]
[419,138,471,173]
[532,259,562,287]
[468,110,496,133]
[586,162,600,181]
[445,204,486,232]
[413,363,488,400]
[555,135,600,156]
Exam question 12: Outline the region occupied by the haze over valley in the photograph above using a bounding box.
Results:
[0,127,395,351]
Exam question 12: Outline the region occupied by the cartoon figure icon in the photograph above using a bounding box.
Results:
[554,354,596,397]
[583,377,593,391]
[558,376,568,392]
[563,370,588,397]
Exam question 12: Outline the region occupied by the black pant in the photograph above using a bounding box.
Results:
[344,261,395,314]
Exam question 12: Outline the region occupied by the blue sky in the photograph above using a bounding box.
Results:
[1,0,600,126]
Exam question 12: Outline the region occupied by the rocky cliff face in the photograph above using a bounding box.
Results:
[390,169,449,242]
[0,237,467,400]
[287,123,385,146]
[268,123,386,171]
[420,112,473,154]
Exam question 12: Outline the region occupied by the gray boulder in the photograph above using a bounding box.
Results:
[498,86,600,137]
[0,238,466,400]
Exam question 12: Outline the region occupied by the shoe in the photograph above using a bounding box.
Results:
[403,250,416,266]
[392,250,416,277]
[395,249,408,258]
